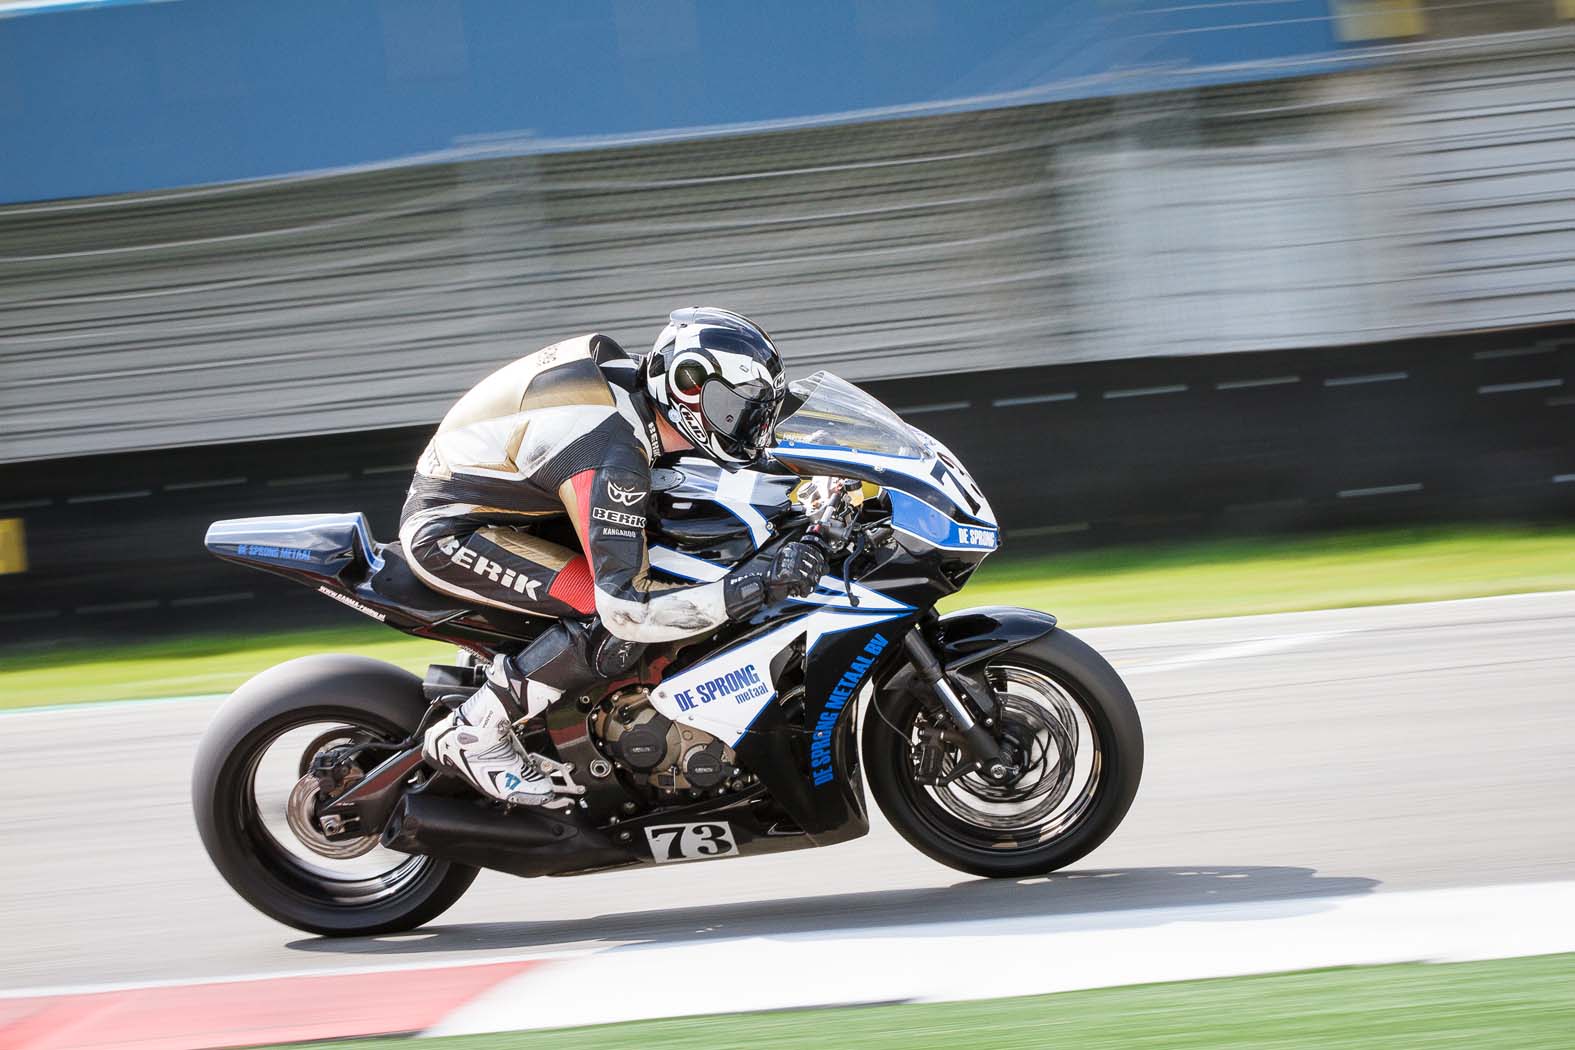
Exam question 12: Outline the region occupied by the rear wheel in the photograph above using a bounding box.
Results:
[863,628,1143,878]
[192,655,478,936]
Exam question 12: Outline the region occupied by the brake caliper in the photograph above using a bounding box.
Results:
[914,726,949,785]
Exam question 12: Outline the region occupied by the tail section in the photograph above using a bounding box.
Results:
[205,513,383,583]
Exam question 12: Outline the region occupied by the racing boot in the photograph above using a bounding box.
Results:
[424,620,641,806]
[421,657,561,806]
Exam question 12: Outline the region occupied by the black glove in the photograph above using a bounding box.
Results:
[722,541,829,619]
[767,540,828,603]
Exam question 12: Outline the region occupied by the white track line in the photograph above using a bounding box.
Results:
[1120,630,1343,675]
[429,880,1575,1037]
[0,693,228,720]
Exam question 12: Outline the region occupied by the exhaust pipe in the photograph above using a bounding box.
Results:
[382,792,637,878]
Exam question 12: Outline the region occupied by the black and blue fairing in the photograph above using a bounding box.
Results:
[647,459,794,563]
[767,371,999,557]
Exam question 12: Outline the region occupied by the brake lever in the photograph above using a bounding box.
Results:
[840,529,868,607]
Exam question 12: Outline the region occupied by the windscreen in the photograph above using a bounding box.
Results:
[772,371,926,459]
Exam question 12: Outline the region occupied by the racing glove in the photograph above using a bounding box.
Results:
[722,540,829,619]
[768,541,828,602]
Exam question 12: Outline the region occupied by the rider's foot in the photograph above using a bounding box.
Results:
[421,683,553,806]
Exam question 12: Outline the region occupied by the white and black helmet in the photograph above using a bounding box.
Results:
[642,307,787,467]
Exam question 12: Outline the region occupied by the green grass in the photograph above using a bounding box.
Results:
[2,524,1573,710]
[959,523,1575,626]
[266,953,1575,1050]
[0,627,455,711]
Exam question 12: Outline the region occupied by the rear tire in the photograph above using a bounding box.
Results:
[192,655,478,936]
[863,628,1143,878]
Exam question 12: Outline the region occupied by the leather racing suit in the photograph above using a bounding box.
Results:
[398,333,738,643]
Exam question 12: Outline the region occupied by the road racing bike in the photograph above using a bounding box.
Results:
[193,372,1144,935]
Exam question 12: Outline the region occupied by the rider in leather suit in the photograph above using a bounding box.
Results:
[407,308,826,805]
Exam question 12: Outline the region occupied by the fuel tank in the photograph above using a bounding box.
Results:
[647,459,795,565]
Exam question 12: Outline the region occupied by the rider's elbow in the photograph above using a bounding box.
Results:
[593,587,669,644]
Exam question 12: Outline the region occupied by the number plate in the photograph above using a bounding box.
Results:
[643,822,738,863]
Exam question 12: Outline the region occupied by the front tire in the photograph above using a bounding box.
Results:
[863,628,1143,878]
[192,654,478,936]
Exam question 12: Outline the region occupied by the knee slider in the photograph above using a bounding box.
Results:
[588,623,643,678]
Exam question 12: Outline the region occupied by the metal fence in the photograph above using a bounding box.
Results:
[4,29,1575,464]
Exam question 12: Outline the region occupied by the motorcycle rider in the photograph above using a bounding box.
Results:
[403,308,827,805]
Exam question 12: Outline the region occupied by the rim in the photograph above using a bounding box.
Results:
[894,663,1105,850]
[234,715,437,909]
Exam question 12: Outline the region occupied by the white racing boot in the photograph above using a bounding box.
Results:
[422,665,561,806]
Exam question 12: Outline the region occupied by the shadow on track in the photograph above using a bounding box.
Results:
[286,865,1379,958]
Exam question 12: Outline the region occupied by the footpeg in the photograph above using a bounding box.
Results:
[536,756,587,796]
[522,756,587,811]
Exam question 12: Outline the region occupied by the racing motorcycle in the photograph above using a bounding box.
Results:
[193,372,1143,936]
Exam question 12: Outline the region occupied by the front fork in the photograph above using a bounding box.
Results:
[900,627,1020,784]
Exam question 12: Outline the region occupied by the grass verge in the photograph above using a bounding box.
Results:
[266,953,1575,1050]
[961,523,1575,625]
[0,627,455,711]
[2,524,1572,710]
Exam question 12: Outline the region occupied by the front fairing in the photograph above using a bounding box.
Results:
[646,374,999,575]
[768,372,998,559]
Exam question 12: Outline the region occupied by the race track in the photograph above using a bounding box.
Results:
[3,591,1573,992]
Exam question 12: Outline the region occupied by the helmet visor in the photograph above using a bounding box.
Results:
[700,377,780,460]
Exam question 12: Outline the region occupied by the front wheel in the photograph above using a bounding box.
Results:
[192,655,478,936]
[863,628,1143,878]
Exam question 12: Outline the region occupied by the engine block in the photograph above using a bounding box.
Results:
[592,686,740,796]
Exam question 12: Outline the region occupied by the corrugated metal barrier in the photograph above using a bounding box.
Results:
[3,30,1575,466]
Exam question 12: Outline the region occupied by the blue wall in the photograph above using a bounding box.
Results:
[0,0,1348,204]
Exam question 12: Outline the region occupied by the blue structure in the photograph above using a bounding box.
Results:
[0,0,1354,204]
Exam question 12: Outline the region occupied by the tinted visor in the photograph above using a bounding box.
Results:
[700,377,780,459]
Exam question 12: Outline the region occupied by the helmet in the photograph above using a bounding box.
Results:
[642,307,787,467]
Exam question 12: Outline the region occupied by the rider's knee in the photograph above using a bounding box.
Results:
[498,619,645,707]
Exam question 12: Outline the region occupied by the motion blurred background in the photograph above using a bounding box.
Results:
[1,0,1573,638]
[2,4,1575,1047]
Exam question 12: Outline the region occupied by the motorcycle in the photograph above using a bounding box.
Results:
[193,371,1143,936]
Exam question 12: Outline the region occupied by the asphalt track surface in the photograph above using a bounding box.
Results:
[3,591,1572,992]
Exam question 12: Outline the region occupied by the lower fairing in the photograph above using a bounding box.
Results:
[383,780,868,879]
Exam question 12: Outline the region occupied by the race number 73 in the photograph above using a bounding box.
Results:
[644,822,738,863]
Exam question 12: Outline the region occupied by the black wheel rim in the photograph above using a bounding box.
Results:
[230,712,437,910]
[892,663,1106,852]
